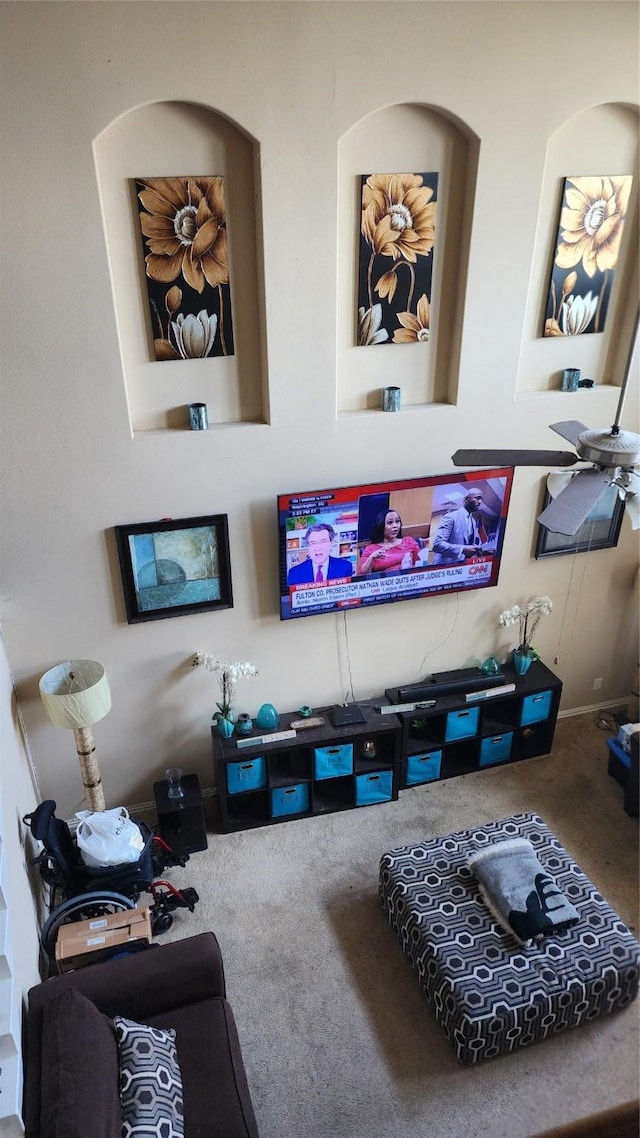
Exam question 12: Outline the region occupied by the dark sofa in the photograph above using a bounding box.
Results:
[24,931,260,1137]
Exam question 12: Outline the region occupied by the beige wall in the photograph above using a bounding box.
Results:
[1,2,638,818]
[0,634,43,1127]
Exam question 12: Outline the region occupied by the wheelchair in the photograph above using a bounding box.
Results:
[23,800,200,967]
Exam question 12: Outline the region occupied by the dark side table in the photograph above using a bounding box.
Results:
[153,772,208,854]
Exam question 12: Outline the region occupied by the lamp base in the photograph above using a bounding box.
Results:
[74,726,105,811]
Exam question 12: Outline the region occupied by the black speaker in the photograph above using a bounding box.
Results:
[386,667,506,704]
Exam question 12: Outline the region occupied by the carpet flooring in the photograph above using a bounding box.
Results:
[160,711,639,1138]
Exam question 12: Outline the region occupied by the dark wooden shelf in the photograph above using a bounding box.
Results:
[397,661,562,789]
[213,701,401,832]
[211,664,562,832]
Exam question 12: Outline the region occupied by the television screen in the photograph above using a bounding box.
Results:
[278,468,513,621]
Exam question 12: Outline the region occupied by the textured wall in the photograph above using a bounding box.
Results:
[0,2,638,817]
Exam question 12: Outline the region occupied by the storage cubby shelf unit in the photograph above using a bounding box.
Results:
[213,704,402,833]
[397,661,562,789]
[212,663,562,833]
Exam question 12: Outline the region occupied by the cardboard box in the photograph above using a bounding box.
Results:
[55,906,152,972]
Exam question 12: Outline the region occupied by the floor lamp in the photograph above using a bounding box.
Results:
[39,660,111,812]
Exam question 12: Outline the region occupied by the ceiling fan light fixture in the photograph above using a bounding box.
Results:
[576,428,640,469]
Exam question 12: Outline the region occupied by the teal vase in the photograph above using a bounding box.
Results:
[217,716,235,738]
[513,649,533,675]
[236,713,253,736]
[256,703,280,731]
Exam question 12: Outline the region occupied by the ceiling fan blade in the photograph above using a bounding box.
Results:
[451,449,578,468]
[546,470,575,499]
[549,420,589,446]
[537,468,611,535]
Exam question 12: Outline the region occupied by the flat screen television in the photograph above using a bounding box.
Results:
[278,467,514,621]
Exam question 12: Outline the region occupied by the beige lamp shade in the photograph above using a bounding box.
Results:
[39,660,111,729]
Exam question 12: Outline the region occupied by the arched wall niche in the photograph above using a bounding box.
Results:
[518,101,639,399]
[336,102,479,415]
[93,100,267,434]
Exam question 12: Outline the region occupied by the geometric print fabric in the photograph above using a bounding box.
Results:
[114,1016,185,1138]
[379,811,640,1064]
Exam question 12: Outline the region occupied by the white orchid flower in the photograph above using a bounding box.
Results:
[498,597,553,654]
[193,652,258,718]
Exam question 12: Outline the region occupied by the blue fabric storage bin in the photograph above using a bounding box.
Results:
[226,757,267,794]
[520,690,553,726]
[479,731,513,767]
[406,750,442,786]
[313,743,354,780]
[355,770,393,805]
[271,783,309,818]
[607,736,631,770]
[445,706,479,742]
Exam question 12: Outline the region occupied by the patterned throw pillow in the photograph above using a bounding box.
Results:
[114,1015,184,1138]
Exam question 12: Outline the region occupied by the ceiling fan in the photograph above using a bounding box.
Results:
[451,314,640,537]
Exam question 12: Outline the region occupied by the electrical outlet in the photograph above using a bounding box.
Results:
[593,677,603,690]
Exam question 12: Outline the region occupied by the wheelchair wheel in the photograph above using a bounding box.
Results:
[40,891,136,960]
[151,911,173,936]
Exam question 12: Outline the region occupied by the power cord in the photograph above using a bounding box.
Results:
[416,591,460,677]
[341,610,357,704]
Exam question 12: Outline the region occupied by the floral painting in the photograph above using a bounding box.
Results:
[357,172,438,347]
[543,175,632,337]
[135,176,235,361]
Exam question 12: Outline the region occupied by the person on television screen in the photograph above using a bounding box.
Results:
[358,510,420,574]
[431,487,496,564]
[287,523,354,585]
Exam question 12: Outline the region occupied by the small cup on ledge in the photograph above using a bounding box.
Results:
[188,403,208,430]
[561,368,580,393]
[382,386,401,412]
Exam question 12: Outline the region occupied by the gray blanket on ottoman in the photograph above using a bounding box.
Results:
[468,837,580,945]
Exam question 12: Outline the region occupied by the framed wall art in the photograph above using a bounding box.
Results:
[357,172,438,347]
[535,481,624,558]
[135,176,235,361]
[543,175,632,338]
[115,514,233,623]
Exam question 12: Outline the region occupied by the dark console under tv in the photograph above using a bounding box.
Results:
[386,666,506,704]
[211,662,562,833]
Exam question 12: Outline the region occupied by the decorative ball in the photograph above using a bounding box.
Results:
[256,703,280,731]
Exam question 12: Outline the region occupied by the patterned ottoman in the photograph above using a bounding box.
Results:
[379,812,639,1063]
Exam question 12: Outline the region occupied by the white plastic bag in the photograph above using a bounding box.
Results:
[75,807,145,868]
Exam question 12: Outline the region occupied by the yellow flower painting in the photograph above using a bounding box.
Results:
[135,176,235,361]
[543,175,632,338]
[358,172,438,347]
